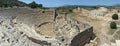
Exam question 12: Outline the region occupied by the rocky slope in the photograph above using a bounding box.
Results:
[0,8,45,46]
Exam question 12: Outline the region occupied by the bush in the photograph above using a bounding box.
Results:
[28,1,38,8]
[112,14,119,20]
[110,22,117,29]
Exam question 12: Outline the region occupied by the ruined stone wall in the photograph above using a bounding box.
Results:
[54,13,95,46]
[89,7,108,16]
[0,8,96,46]
[71,27,96,46]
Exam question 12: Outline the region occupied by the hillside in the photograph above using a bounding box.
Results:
[0,0,26,7]
[56,5,110,13]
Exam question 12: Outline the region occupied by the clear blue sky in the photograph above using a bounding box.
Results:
[19,0,120,7]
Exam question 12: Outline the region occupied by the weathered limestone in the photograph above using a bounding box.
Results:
[54,14,95,46]
[89,7,108,16]
[73,7,89,14]
[0,17,42,46]
[0,8,95,46]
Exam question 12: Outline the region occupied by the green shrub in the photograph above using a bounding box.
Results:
[112,14,119,20]
[110,22,117,29]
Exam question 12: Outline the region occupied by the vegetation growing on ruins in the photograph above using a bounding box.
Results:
[112,14,119,20]
[110,21,117,29]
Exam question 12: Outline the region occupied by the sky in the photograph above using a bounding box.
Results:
[20,0,120,7]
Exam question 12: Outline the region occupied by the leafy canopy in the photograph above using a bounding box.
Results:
[28,1,42,8]
[110,21,117,29]
[112,14,119,20]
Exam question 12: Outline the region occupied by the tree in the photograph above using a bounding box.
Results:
[69,9,72,12]
[0,3,3,7]
[28,1,38,8]
[110,22,117,29]
[28,1,43,8]
[4,4,8,7]
[38,4,42,8]
[92,6,98,9]
[112,14,119,20]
